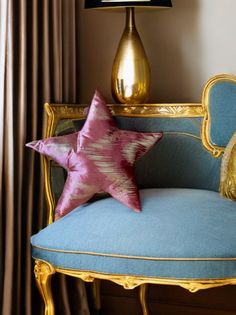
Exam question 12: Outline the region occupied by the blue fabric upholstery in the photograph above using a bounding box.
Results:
[209,81,236,147]
[74,117,202,137]
[135,133,221,191]
[32,188,236,279]
[115,117,202,136]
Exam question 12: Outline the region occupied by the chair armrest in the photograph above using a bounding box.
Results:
[220,132,236,200]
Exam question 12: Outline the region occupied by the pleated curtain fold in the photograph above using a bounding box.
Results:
[0,1,90,314]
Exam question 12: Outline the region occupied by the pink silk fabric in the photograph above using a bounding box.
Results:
[27,91,163,219]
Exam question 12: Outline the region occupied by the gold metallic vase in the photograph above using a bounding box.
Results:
[111,7,151,104]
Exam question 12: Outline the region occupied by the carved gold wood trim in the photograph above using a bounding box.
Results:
[34,260,55,315]
[201,74,236,157]
[109,103,204,117]
[43,104,58,225]
[45,103,204,119]
[54,267,236,293]
[33,259,236,295]
[220,132,236,200]
[43,158,55,225]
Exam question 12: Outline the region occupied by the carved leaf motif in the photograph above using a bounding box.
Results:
[110,105,204,117]
[158,106,184,114]
[34,260,55,280]
[52,106,87,117]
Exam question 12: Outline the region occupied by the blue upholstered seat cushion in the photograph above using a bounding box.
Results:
[32,188,236,279]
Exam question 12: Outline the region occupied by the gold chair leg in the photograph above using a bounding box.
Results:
[139,284,149,315]
[92,279,101,314]
[34,260,55,315]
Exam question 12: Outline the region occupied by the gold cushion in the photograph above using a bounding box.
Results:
[220,132,236,200]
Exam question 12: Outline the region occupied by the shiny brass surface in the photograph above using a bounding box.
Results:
[111,7,150,104]
[34,260,55,315]
[139,284,149,315]
[220,132,236,200]
[201,73,236,157]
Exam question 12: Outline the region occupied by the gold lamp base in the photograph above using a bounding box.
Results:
[111,7,151,104]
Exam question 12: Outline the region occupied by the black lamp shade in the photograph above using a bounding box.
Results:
[84,0,172,9]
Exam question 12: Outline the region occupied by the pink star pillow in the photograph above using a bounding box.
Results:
[26,91,163,220]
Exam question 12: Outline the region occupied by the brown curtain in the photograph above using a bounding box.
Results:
[0,1,90,314]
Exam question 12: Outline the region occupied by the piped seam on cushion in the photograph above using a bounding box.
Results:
[32,256,236,281]
[32,245,236,261]
[163,131,201,140]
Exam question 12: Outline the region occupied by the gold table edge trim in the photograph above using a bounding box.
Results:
[45,103,205,118]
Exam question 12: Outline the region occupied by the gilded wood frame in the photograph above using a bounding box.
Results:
[201,73,236,157]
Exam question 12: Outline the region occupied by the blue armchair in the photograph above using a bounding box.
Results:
[31,74,236,315]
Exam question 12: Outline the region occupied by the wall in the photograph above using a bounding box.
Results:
[78,0,236,103]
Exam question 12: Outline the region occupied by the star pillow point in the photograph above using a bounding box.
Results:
[26,90,163,219]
